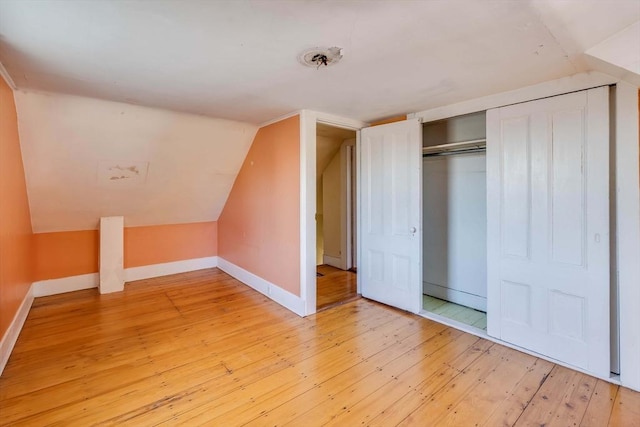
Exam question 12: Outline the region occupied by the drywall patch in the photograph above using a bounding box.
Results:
[98,161,149,185]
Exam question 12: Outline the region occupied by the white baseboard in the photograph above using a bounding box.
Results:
[323,254,344,269]
[423,282,487,312]
[33,273,98,297]
[217,257,305,317]
[124,256,218,282]
[31,256,219,297]
[0,285,34,375]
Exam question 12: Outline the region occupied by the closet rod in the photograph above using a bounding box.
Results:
[423,147,486,158]
[422,138,487,156]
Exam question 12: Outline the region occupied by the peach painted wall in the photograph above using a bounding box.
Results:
[124,222,217,268]
[218,115,301,296]
[34,230,99,281]
[0,78,34,338]
[34,222,217,280]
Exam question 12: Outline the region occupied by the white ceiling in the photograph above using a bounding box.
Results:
[3,1,638,233]
[1,0,638,125]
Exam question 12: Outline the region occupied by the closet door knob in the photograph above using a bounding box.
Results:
[410,227,417,234]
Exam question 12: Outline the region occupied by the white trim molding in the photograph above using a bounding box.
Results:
[217,257,305,317]
[299,109,314,316]
[314,111,369,130]
[33,273,99,297]
[0,285,34,375]
[124,256,218,282]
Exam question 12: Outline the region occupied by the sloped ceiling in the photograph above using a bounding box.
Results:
[16,91,257,232]
[1,1,638,233]
[1,1,638,124]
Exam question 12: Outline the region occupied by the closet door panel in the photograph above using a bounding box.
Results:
[500,116,531,260]
[487,87,610,377]
[550,108,586,266]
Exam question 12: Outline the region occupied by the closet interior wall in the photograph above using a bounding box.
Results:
[422,112,488,313]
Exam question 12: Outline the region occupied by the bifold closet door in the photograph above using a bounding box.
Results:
[360,119,422,313]
[487,87,610,376]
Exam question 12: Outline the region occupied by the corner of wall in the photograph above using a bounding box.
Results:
[218,115,301,298]
[217,257,305,317]
[0,76,35,374]
[0,285,33,375]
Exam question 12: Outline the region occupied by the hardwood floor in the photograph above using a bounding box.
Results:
[316,264,358,310]
[1,268,638,426]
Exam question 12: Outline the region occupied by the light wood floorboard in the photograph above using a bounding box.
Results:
[0,268,637,426]
[316,265,358,310]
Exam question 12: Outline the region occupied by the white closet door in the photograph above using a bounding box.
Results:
[487,87,610,376]
[360,120,422,313]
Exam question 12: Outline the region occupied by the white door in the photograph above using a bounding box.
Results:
[360,119,422,313]
[487,87,610,376]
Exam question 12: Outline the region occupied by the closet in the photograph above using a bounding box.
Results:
[360,86,615,381]
[422,112,487,323]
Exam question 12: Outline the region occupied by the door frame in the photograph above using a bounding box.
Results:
[300,110,367,316]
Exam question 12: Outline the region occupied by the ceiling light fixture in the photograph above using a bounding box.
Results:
[298,47,343,69]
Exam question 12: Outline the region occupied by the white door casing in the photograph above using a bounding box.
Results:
[360,119,422,313]
[487,87,610,376]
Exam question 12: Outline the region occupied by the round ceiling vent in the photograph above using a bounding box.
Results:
[298,47,343,68]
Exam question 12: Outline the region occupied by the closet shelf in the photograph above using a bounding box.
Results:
[422,138,486,156]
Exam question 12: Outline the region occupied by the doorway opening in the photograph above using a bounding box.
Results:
[421,112,488,331]
[315,123,358,311]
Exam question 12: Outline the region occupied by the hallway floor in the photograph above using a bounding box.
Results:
[316,265,358,311]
